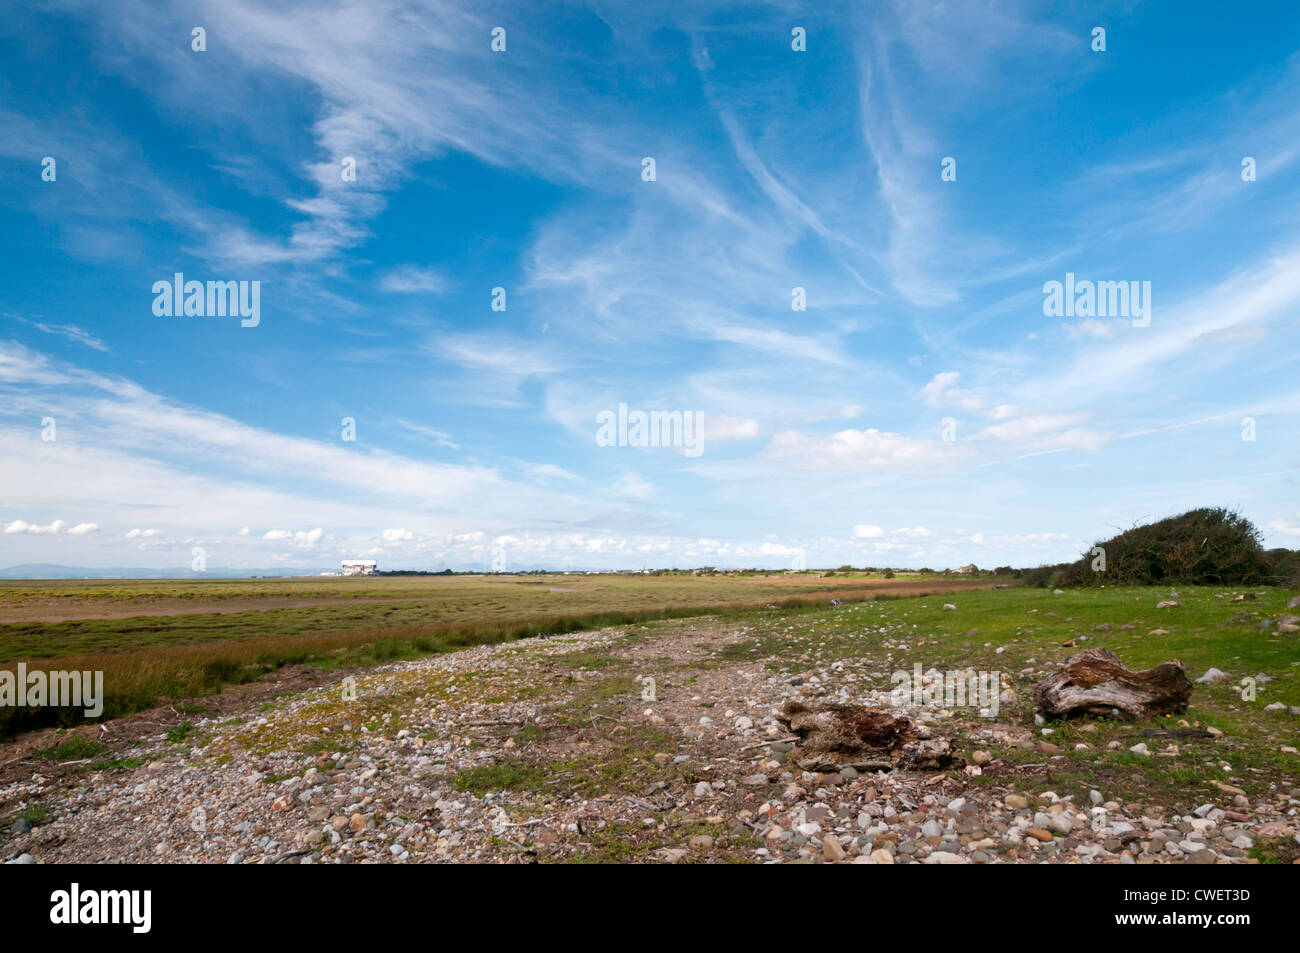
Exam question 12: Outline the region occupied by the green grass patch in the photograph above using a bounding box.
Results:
[19,804,47,824]
[452,761,551,794]
[34,735,110,762]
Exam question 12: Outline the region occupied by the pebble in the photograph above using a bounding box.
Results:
[922,851,968,864]
[822,835,845,861]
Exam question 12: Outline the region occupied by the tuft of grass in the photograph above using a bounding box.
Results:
[174,703,214,715]
[87,756,143,771]
[552,648,626,670]
[1248,838,1299,865]
[19,804,47,824]
[35,735,110,762]
[452,762,550,794]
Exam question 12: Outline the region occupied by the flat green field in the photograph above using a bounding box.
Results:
[3,574,1295,757]
[717,584,1300,816]
[0,572,996,737]
[0,572,996,659]
[425,582,1300,839]
[9,580,1298,864]
[760,585,1300,710]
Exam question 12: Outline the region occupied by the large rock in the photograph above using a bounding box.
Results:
[776,701,957,772]
[1034,647,1192,720]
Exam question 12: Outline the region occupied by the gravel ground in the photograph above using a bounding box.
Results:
[3,616,1297,864]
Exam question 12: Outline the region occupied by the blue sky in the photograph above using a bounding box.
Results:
[2,0,1299,572]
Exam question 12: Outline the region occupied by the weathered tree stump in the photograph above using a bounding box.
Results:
[776,701,957,772]
[1034,647,1192,720]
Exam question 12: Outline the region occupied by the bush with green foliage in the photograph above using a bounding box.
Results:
[1022,563,1067,588]
[1058,507,1275,587]
[1265,548,1300,587]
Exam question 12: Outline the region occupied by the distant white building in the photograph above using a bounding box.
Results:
[341,559,378,576]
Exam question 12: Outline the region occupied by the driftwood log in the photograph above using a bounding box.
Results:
[776,701,957,772]
[1034,647,1192,720]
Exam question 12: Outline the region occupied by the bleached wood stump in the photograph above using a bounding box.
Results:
[1034,647,1192,720]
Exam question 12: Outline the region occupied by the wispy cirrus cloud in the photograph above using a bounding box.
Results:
[380,266,449,294]
[6,315,111,352]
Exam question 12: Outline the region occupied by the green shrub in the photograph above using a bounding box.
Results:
[1264,548,1300,587]
[1059,507,1273,587]
[1022,563,1067,588]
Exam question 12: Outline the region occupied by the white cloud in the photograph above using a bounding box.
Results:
[920,372,984,412]
[5,519,66,534]
[125,528,162,538]
[8,315,111,352]
[258,527,319,543]
[436,335,566,378]
[758,541,803,557]
[380,265,448,294]
[67,522,99,535]
[0,342,546,524]
[978,413,1093,442]
[991,532,1071,545]
[764,428,953,472]
[852,524,884,538]
[1063,318,1115,340]
[703,415,759,441]
[979,415,1111,455]
[710,326,848,366]
[920,371,960,407]
[1044,246,1300,401]
[393,419,459,449]
[524,463,578,481]
[263,528,323,545]
[613,472,654,502]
